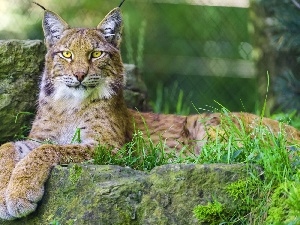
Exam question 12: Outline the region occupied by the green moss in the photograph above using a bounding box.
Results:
[226,177,262,222]
[69,164,83,185]
[265,177,300,225]
[193,200,224,224]
[226,179,248,200]
[49,219,61,225]
[114,205,134,225]
[226,178,259,206]
[193,177,262,224]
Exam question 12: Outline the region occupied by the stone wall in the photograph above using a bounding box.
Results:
[0,164,252,225]
[0,40,148,143]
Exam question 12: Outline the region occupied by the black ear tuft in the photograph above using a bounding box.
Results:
[33,2,46,11]
[119,0,126,8]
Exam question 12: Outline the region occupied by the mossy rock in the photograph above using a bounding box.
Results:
[0,163,253,225]
[0,40,46,143]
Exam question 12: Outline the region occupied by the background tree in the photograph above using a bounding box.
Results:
[251,0,300,112]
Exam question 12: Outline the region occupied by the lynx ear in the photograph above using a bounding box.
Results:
[97,8,123,48]
[43,10,69,48]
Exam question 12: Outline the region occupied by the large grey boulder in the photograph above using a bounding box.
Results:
[0,163,251,225]
[0,40,148,143]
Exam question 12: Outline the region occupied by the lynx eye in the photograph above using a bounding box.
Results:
[61,51,72,59]
[91,51,103,58]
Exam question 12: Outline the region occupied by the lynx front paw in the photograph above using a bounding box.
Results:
[6,195,39,219]
[5,164,46,218]
[0,192,14,220]
[0,207,15,221]
[5,184,44,218]
[0,142,18,220]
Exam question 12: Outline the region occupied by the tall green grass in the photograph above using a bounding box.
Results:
[123,14,146,71]
[94,130,174,171]
[150,81,192,115]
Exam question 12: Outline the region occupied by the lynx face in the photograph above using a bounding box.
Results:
[41,8,124,103]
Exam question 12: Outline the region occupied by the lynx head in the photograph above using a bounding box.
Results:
[40,7,124,103]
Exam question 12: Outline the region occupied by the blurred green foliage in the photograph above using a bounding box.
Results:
[4,0,256,113]
[256,0,300,113]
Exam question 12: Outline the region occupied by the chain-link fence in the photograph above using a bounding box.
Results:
[1,0,258,113]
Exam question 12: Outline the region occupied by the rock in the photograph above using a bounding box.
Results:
[0,40,46,143]
[123,64,148,111]
[0,163,251,225]
[0,40,148,143]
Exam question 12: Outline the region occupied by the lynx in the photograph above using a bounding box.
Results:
[0,4,300,220]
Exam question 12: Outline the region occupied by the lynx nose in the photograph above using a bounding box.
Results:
[74,72,86,82]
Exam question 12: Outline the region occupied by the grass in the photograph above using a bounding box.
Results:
[123,13,146,71]
[150,81,192,115]
[93,105,300,224]
[93,130,174,171]
[13,111,34,140]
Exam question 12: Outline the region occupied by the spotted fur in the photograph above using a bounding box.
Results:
[1,6,300,220]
